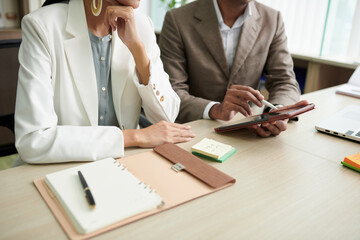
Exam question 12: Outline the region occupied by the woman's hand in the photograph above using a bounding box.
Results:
[123,121,196,148]
[104,1,139,48]
[104,0,150,85]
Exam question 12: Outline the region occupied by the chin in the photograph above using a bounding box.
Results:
[237,0,252,4]
[117,0,140,8]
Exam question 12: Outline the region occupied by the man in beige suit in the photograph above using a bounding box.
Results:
[159,0,301,137]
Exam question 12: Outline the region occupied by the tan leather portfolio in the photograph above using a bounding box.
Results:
[34,143,236,240]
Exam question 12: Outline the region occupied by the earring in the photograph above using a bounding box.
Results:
[91,0,102,16]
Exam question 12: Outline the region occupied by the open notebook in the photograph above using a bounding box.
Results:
[44,158,163,234]
[336,66,360,98]
[35,143,236,240]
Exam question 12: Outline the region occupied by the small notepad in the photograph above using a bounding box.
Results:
[341,153,360,173]
[44,158,163,234]
[191,138,237,162]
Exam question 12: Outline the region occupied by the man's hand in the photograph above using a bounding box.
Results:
[247,100,309,137]
[248,119,288,137]
[209,85,264,121]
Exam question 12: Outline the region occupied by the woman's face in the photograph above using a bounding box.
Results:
[107,0,140,9]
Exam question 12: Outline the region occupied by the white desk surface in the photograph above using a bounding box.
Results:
[1,86,360,240]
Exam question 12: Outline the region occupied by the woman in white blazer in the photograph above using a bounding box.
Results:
[14,0,195,165]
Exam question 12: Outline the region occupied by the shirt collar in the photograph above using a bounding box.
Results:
[88,30,112,43]
[212,0,252,30]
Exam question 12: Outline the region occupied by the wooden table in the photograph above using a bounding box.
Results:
[292,53,357,93]
[1,86,360,240]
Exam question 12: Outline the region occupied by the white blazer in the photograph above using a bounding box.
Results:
[15,0,180,164]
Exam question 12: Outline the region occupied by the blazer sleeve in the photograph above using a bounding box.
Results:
[264,12,301,106]
[133,15,180,124]
[159,10,211,123]
[15,15,125,164]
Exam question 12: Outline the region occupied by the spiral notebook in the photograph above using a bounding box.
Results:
[44,158,163,234]
[34,143,236,240]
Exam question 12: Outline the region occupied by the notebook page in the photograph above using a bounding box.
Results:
[45,158,163,234]
[349,66,360,87]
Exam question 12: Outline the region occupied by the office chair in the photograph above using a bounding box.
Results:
[0,39,21,157]
[139,113,152,128]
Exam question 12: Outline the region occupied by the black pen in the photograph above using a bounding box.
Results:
[77,170,96,209]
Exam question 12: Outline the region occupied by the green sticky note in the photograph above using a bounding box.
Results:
[192,147,237,163]
[341,161,360,173]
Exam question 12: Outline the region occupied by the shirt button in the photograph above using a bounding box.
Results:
[153,83,156,90]
[102,87,106,91]
[102,38,105,42]
[101,57,105,61]
[160,96,164,102]
[100,116,104,120]
[156,90,160,96]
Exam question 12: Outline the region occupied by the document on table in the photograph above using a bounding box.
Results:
[336,66,360,98]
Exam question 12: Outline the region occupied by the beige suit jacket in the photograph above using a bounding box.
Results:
[159,0,300,123]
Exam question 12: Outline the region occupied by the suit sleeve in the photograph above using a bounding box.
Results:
[133,15,180,124]
[264,12,301,106]
[159,10,211,123]
[15,15,125,164]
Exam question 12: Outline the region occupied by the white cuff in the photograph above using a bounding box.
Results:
[203,101,220,119]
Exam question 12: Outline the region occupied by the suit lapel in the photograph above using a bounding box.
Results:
[64,0,98,126]
[229,2,261,81]
[194,0,229,79]
[110,31,133,124]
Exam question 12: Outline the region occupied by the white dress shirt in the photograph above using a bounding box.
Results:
[203,0,252,119]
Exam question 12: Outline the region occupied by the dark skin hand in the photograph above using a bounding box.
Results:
[209,85,264,121]
[248,100,309,137]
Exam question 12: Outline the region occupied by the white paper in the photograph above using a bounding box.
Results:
[45,158,163,234]
[348,66,360,87]
[336,66,360,98]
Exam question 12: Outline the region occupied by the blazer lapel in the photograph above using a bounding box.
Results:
[64,0,98,126]
[110,32,134,125]
[194,0,229,79]
[229,2,262,82]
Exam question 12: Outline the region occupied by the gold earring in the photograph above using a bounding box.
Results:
[91,0,102,16]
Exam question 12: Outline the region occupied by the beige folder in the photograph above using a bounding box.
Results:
[34,143,236,240]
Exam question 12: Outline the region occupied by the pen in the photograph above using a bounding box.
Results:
[78,170,96,209]
[262,100,278,110]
